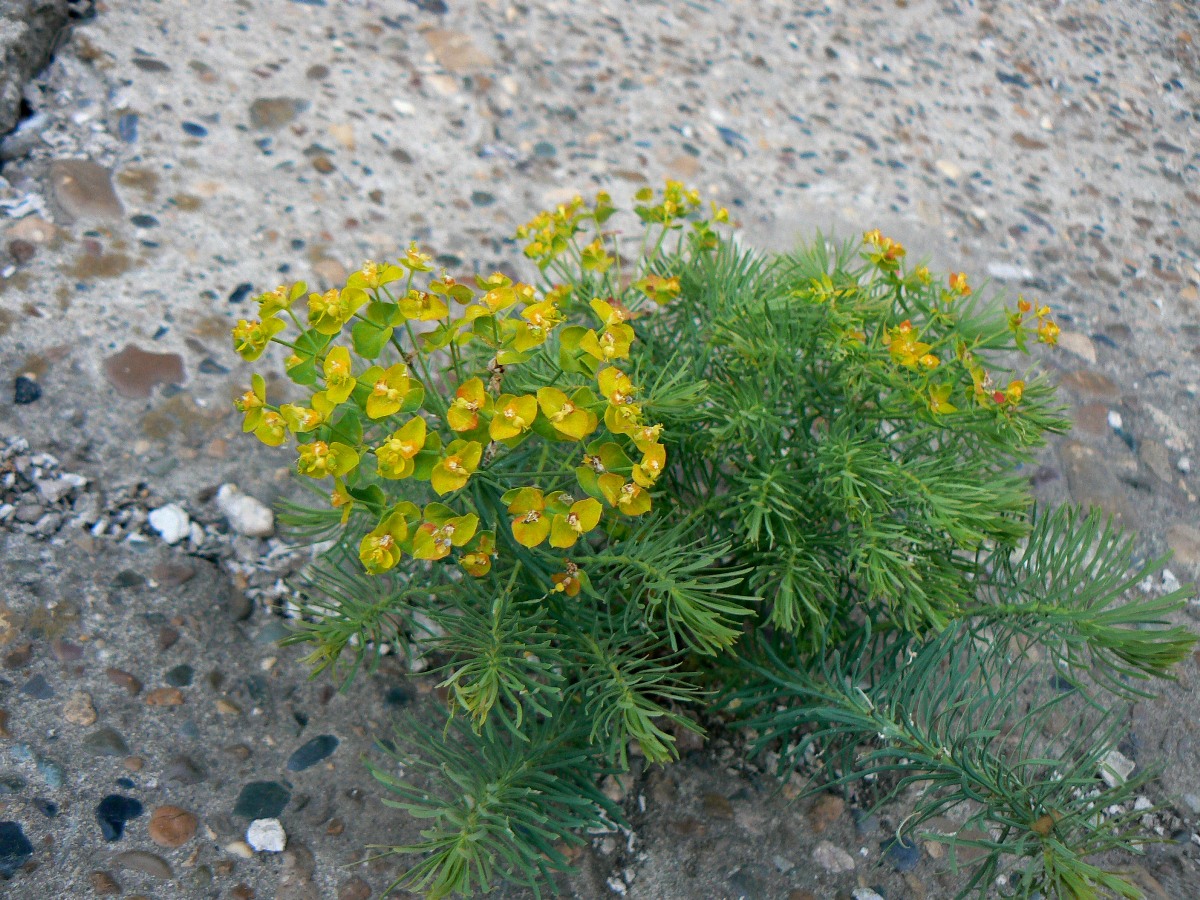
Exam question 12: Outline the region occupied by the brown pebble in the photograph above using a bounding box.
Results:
[151,562,196,587]
[115,850,173,879]
[326,818,345,836]
[124,756,145,772]
[0,708,9,738]
[338,876,372,900]
[806,793,845,834]
[231,884,255,900]
[149,805,198,848]
[214,860,235,876]
[223,743,252,760]
[311,156,335,174]
[101,344,186,399]
[145,687,185,706]
[8,239,35,264]
[90,871,121,895]
[305,64,330,80]
[63,691,98,726]
[701,792,733,820]
[157,626,180,651]
[3,643,32,668]
[50,639,84,662]
[215,698,241,716]
[106,667,143,695]
[1058,369,1119,398]
[788,891,817,900]
[49,159,125,222]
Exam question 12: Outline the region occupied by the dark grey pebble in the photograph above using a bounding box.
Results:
[166,754,206,786]
[198,357,230,375]
[130,214,158,228]
[470,190,495,207]
[287,735,339,771]
[97,794,143,841]
[118,113,138,142]
[0,821,34,877]
[882,835,921,872]
[532,141,556,158]
[13,375,41,405]
[20,675,54,700]
[233,780,291,819]
[408,0,449,13]
[181,121,208,137]
[165,664,194,687]
[83,727,131,757]
[31,799,58,818]
[228,282,254,303]
[0,774,26,794]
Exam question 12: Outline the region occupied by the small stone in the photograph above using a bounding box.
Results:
[13,375,41,404]
[106,668,143,695]
[806,793,845,834]
[8,239,35,264]
[118,113,138,142]
[145,687,185,706]
[165,753,206,785]
[1101,748,1136,787]
[49,159,124,222]
[1059,369,1119,399]
[338,876,372,900]
[96,794,144,841]
[228,282,254,304]
[216,484,274,537]
[883,835,921,872]
[700,792,733,820]
[234,781,291,819]
[424,29,492,73]
[4,644,32,668]
[247,817,287,852]
[63,691,97,726]
[1057,331,1097,363]
[231,885,255,900]
[812,840,855,874]
[249,97,308,130]
[151,562,196,587]
[37,758,65,790]
[311,155,335,174]
[985,262,1032,281]
[1167,524,1200,570]
[21,674,55,699]
[0,821,34,877]
[90,871,122,895]
[149,805,198,848]
[102,345,185,399]
[83,726,130,756]
[0,709,9,739]
[115,850,173,879]
[52,640,83,662]
[287,735,339,771]
[181,121,208,137]
[164,664,193,687]
[149,505,191,544]
[157,626,180,651]
[224,840,255,859]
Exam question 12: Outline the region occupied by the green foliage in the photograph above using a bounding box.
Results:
[231,183,1195,898]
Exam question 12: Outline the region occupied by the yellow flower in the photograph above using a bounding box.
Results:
[511,299,564,351]
[589,297,633,327]
[253,411,287,447]
[490,394,538,441]
[359,505,418,574]
[548,495,603,549]
[928,384,957,415]
[430,439,482,495]
[232,317,286,361]
[446,378,492,432]
[632,274,681,305]
[330,478,354,524]
[400,241,434,272]
[948,272,971,296]
[412,503,479,561]
[630,424,663,453]
[919,353,940,370]
[885,320,932,369]
[597,367,641,435]
[552,567,583,597]
[322,346,357,404]
[307,287,366,335]
[363,363,413,419]
[505,487,550,547]
[234,373,267,431]
[579,323,635,362]
[279,392,335,433]
[632,443,666,488]
[397,288,448,321]
[1037,318,1060,345]
[297,440,360,479]
[580,238,614,273]
[537,387,598,441]
[460,531,496,577]
[375,417,426,480]
[257,282,306,317]
[1005,380,1025,405]
[347,260,404,290]
[597,474,651,516]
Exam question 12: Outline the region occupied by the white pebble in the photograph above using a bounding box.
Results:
[224,840,255,859]
[1100,749,1135,788]
[246,817,287,853]
[1107,410,1123,431]
[812,840,856,873]
[216,484,275,537]
[148,504,190,545]
[1179,456,1191,474]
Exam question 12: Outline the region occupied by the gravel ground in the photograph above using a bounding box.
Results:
[1,0,1199,897]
